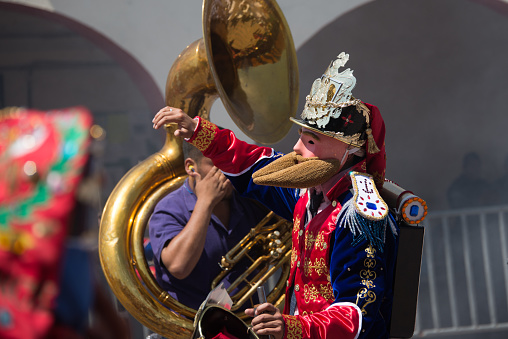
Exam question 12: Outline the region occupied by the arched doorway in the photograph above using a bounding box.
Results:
[0,3,165,226]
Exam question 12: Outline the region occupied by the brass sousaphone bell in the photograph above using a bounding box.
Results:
[98,0,299,337]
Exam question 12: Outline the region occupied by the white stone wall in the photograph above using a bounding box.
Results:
[1,0,372,91]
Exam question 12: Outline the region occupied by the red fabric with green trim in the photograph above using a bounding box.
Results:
[0,107,92,338]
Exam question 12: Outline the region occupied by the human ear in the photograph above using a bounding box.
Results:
[184,159,197,176]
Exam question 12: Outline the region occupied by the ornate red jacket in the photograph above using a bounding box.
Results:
[187,117,398,339]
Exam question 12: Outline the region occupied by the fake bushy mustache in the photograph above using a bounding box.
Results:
[252,152,343,189]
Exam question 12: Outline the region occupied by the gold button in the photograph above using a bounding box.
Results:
[297,261,300,267]
[299,230,303,236]
[295,284,300,292]
[332,201,337,207]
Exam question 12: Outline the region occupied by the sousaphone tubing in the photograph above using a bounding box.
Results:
[98,0,298,337]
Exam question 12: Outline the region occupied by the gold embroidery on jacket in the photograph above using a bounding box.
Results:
[356,288,377,315]
[284,315,303,339]
[320,282,334,300]
[360,269,377,289]
[365,245,376,258]
[315,231,326,250]
[305,231,314,250]
[356,244,378,315]
[361,161,367,171]
[190,119,217,152]
[305,230,327,251]
[303,284,320,303]
[303,283,334,303]
[291,248,298,268]
[291,215,300,270]
[304,257,327,277]
[293,215,301,235]
[364,258,376,269]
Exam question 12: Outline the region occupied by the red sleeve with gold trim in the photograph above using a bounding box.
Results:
[186,117,298,221]
[283,303,362,339]
[187,116,273,175]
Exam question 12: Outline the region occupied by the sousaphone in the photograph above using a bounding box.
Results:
[98,0,298,337]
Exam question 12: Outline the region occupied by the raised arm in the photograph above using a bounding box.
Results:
[152,107,298,221]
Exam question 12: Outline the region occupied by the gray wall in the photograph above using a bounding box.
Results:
[2,0,508,211]
[278,0,508,211]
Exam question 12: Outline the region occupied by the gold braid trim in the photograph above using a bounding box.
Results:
[189,119,218,152]
[355,245,378,315]
[283,315,303,339]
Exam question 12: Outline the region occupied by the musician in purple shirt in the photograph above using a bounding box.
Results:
[149,142,268,310]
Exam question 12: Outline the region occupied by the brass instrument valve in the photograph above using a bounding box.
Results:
[268,230,283,259]
[219,257,233,270]
[270,247,283,259]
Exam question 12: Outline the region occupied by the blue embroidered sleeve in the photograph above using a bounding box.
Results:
[329,197,399,338]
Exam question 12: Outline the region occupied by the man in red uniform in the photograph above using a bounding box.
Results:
[153,53,399,339]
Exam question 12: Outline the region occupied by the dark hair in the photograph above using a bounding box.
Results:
[182,124,224,162]
[182,142,203,162]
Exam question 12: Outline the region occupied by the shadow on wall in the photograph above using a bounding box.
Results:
[273,0,508,211]
[0,3,165,207]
